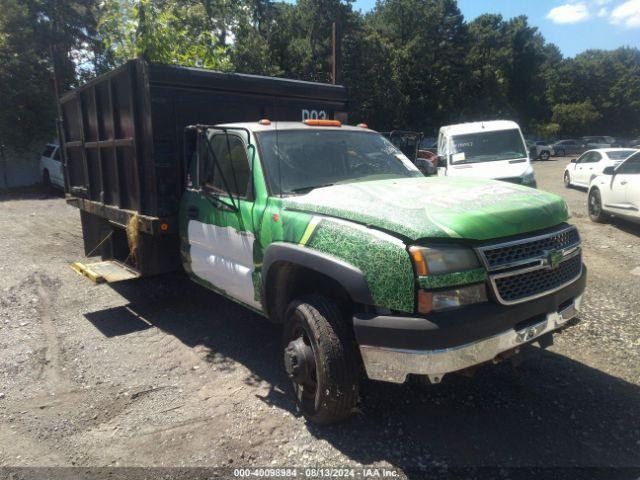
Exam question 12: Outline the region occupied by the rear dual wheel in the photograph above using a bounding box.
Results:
[283,295,360,425]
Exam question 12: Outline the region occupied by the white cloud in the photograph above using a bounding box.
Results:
[597,6,609,16]
[609,0,640,27]
[547,3,591,24]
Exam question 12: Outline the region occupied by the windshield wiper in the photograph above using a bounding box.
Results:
[290,183,335,194]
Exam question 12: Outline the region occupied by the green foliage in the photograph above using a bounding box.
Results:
[97,0,233,70]
[552,99,602,136]
[0,0,54,147]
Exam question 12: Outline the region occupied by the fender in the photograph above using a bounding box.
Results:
[262,242,374,307]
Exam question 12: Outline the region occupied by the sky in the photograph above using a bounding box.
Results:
[348,0,640,57]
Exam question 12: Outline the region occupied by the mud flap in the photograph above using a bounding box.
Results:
[71,260,140,284]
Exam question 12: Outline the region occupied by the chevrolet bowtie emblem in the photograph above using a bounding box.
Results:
[546,250,564,269]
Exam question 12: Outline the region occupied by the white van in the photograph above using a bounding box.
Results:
[436,120,537,187]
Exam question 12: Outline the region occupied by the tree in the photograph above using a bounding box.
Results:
[364,0,469,132]
[97,0,233,69]
[551,99,601,136]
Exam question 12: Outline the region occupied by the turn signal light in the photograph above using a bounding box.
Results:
[303,119,341,127]
[409,246,428,276]
[418,290,433,314]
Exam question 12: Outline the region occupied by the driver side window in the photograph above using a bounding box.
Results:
[202,134,251,197]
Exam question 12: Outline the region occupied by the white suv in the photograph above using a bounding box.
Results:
[40,143,64,188]
[563,148,637,188]
[588,151,640,224]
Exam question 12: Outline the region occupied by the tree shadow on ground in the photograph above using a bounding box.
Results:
[87,273,640,473]
[0,185,64,201]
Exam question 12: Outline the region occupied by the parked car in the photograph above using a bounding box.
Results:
[624,138,640,148]
[40,143,64,188]
[564,149,638,188]
[527,140,554,161]
[582,136,619,149]
[436,120,536,187]
[416,137,438,174]
[588,150,640,224]
[552,139,585,157]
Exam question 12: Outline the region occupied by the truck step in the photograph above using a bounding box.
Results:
[71,260,140,284]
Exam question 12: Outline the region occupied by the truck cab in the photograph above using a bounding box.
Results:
[436,120,537,187]
[181,120,585,425]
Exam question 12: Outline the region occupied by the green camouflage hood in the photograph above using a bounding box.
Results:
[282,176,569,241]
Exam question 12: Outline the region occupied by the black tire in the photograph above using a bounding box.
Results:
[588,189,607,223]
[557,148,566,157]
[42,169,51,186]
[539,151,550,161]
[283,295,360,425]
[564,171,571,188]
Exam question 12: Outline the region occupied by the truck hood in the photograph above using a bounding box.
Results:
[282,177,568,241]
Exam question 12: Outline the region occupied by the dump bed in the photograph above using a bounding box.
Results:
[60,58,348,222]
[60,59,348,277]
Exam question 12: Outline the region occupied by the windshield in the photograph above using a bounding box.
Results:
[450,129,527,164]
[256,130,422,195]
[607,150,637,160]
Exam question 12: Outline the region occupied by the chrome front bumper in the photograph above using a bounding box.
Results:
[359,295,582,384]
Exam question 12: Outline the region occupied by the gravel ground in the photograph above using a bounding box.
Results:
[0,160,639,474]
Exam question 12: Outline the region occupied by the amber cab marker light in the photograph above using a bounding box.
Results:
[160,223,169,232]
[303,119,341,127]
[258,119,271,125]
[357,123,368,128]
[418,290,433,314]
[409,246,428,276]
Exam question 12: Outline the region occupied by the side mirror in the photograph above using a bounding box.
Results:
[415,158,436,176]
[570,158,577,163]
[602,166,615,175]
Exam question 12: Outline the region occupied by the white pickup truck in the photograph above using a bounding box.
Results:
[436,120,537,187]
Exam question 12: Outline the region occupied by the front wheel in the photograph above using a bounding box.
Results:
[42,169,51,186]
[557,149,566,157]
[564,171,571,188]
[283,295,360,425]
[539,151,550,161]
[588,189,607,223]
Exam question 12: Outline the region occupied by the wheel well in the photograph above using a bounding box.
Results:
[264,262,353,323]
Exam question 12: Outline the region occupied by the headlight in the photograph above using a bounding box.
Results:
[409,245,480,276]
[409,245,486,314]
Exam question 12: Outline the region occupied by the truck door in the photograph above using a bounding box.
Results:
[181,128,262,309]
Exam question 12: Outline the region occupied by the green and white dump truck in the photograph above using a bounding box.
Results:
[61,59,586,424]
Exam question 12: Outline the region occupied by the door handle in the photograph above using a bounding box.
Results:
[621,181,628,185]
[187,206,199,219]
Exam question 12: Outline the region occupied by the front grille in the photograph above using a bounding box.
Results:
[480,226,580,270]
[477,225,582,305]
[494,254,582,303]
